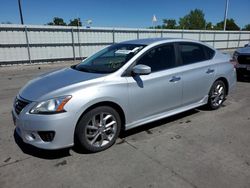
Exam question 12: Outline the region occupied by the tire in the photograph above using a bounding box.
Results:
[75,106,121,153]
[207,80,226,110]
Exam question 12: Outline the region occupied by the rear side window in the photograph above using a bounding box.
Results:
[137,44,176,72]
[178,42,207,65]
[203,45,215,59]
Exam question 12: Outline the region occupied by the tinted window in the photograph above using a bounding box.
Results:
[204,46,215,59]
[178,43,207,65]
[137,44,176,72]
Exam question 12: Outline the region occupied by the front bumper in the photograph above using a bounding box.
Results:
[12,103,76,150]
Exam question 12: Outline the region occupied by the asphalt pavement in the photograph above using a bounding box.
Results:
[0,61,250,188]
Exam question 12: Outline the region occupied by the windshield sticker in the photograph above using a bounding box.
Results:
[115,46,143,55]
[131,47,142,53]
[115,50,132,55]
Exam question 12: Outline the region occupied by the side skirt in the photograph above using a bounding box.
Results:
[125,95,208,130]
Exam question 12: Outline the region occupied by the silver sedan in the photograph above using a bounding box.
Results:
[12,38,236,152]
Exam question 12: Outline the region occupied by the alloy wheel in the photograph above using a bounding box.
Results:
[210,83,225,107]
[85,112,117,147]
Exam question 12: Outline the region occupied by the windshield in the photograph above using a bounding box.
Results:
[73,43,145,73]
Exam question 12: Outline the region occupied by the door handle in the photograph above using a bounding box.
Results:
[206,68,215,74]
[169,76,181,82]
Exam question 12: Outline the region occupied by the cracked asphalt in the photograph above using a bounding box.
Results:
[0,61,250,188]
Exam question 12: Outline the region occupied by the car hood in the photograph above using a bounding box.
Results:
[19,67,106,101]
[236,46,250,54]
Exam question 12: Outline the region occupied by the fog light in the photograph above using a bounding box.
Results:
[38,131,55,142]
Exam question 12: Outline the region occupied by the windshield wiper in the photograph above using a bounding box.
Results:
[78,67,92,73]
[72,65,112,74]
[72,65,93,73]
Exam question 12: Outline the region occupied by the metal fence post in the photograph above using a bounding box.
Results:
[181,30,184,38]
[213,32,216,47]
[137,29,139,39]
[112,28,115,43]
[71,28,76,61]
[77,26,82,59]
[237,32,241,48]
[24,26,31,63]
[226,32,230,49]
[198,30,201,41]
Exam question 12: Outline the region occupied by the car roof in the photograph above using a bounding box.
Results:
[120,38,216,50]
[120,38,176,45]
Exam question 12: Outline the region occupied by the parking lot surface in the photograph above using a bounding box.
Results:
[0,62,250,188]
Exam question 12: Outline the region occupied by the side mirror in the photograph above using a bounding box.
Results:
[244,44,249,47]
[132,64,151,75]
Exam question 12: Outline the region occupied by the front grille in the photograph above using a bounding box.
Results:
[238,55,250,65]
[14,97,30,115]
[38,131,55,142]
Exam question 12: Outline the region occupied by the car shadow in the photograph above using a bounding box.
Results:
[120,109,200,138]
[14,131,71,159]
[14,108,201,158]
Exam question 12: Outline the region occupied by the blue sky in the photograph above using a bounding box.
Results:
[0,0,249,28]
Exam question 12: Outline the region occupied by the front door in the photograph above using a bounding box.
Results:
[126,43,182,124]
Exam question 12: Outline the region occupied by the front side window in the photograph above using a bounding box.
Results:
[136,44,176,72]
[178,42,207,65]
[74,44,145,73]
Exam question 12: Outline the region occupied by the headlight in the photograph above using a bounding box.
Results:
[30,96,72,114]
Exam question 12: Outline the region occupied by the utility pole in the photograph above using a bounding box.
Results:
[223,0,229,31]
[18,0,24,25]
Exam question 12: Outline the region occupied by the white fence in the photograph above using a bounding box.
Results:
[0,24,250,64]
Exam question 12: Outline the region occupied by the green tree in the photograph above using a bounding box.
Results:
[178,9,206,30]
[205,22,214,30]
[155,25,162,29]
[242,24,250,31]
[214,21,223,30]
[214,19,240,30]
[68,18,82,26]
[178,15,189,29]
[162,19,176,29]
[47,17,66,26]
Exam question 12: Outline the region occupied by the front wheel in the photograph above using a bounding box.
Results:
[207,80,226,110]
[75,106,121,153]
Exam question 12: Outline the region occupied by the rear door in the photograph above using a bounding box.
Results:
[176,42,216,106]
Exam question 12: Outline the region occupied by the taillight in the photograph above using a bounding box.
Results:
[230,58,238,68]
[231,52,239,68]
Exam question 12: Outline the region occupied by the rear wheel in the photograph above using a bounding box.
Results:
[207,80,226,110]
[75,106,121,152]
